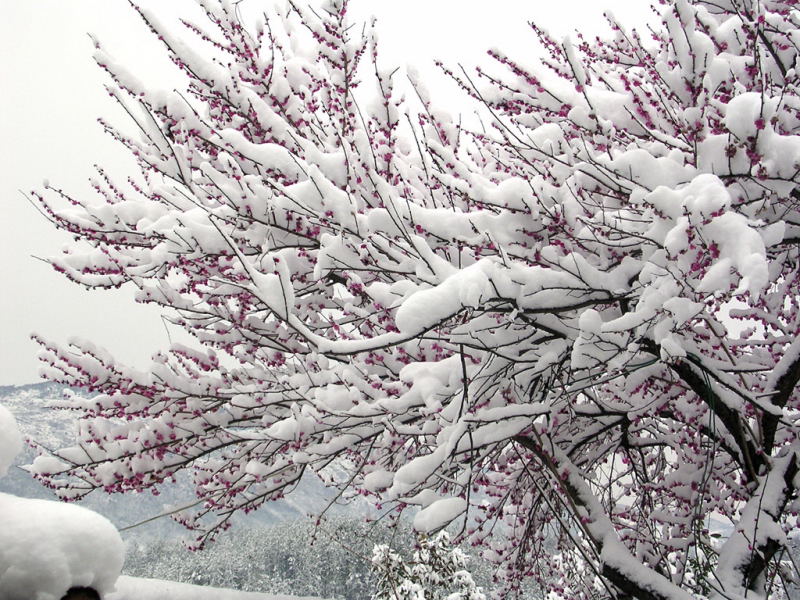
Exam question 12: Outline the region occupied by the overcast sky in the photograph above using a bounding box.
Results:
[0,0,654,386]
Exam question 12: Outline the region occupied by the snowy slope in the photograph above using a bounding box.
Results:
[109,576,324,600]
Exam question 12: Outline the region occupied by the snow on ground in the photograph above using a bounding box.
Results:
[108,576,325,600]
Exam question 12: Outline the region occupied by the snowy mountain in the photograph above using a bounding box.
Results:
[0,382,369,539]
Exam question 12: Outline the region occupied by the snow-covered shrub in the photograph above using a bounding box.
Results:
[0,493,123,600]
[371,531,485,600]
[30,0,800,597]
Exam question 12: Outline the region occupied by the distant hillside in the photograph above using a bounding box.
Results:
[0,382,369,540]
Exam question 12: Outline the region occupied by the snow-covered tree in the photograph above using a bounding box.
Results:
[372,531,485,600]
[29,0,800,597]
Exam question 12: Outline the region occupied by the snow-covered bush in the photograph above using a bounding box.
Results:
[371,531,485,600]
[30,0,800,597]
[0,492,124,600]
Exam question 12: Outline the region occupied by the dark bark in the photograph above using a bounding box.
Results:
[602,564,672,600]
[763,353,800,455]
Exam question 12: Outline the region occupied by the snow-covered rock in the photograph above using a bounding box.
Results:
[0,492,124,600]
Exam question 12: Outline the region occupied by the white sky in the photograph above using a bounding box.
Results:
[0,0,655,385]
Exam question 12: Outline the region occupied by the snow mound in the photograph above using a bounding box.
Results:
[0,405,22,477]
[108,576,325,600]
[0,492,124,600]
